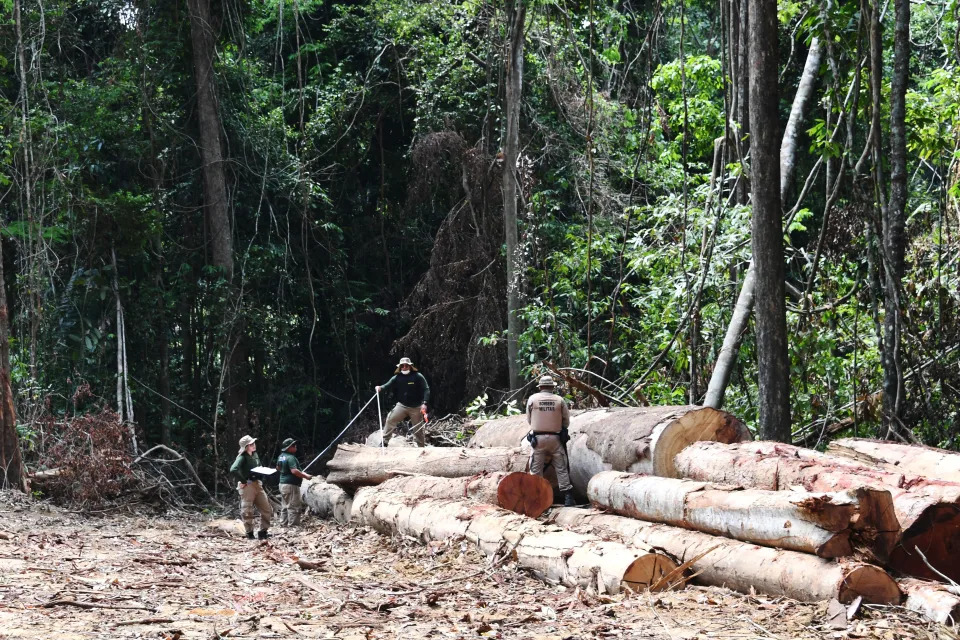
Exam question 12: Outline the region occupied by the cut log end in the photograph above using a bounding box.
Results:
[652,409,751,478]
[891,504,960,583]
[623,554,684,593]
[816,533,854,558]
[839,565,902,605]
[496,472,554,518]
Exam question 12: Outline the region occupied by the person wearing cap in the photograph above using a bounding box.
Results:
[375,357,431,447]
[526,375,575,507]
[276,438,313,527]
[229,435,273,539]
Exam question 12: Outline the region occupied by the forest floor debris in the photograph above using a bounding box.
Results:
[0,491,955,639]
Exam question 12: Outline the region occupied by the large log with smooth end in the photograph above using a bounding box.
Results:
[899,579,960,624]
[301,479,352,523]
[551,507,901,604]
[675,441,960,582]
[828,438,960,484]
[468,406,751,492]
[586,471,898,560]
[351,488,685,594]
[378,472,554,518]
[324,444,531,490]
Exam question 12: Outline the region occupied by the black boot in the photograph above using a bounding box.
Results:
[563,491,576,507]
[257,530,269,540]
[245,531,255,540]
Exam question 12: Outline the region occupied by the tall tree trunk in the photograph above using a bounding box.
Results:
[188,0,248,449]
[0,236,24,492]
[748,0,790,441]
[882,0,909,438]
[187,0,233,280]
[704,38,822,410]
[502,0,526,391]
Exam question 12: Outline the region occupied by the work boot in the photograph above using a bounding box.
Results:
[563,491,576,507]
[257,530,270,540]
[245,531,255,540]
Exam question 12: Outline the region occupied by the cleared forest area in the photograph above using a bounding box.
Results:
[0,493,948,640]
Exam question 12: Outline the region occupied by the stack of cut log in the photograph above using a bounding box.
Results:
[304,406,960,623]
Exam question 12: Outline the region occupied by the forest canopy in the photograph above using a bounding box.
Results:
[1,0,959,491]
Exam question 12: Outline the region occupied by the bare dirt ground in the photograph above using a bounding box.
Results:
[0,490,955,640]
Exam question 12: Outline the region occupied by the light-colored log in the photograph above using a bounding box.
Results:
[379,472,554,518]
[675,441,960,582]
[828,438,960,484]
[899,578,960,624]
[468,406,750,493]
[351,488,685,594]
[324,444,530,490]
[586,471,897,560]
[364,432,413,448]
[551,507,901,604]
[301,479,353,523]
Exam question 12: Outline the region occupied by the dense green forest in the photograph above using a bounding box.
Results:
[0,0,958,493]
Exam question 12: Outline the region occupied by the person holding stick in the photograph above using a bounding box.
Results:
[375,357,430,447]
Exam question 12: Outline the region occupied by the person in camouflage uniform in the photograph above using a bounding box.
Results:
[375,357,431,447]
[276,438,313,527]
[230,435,273,539]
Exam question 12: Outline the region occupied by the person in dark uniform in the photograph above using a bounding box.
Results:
[276,438,313,527]
[229,435,273,539]
[375,357,431,447]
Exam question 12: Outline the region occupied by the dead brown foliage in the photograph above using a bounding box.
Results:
[395,133,509,415]
[38,407,137,506]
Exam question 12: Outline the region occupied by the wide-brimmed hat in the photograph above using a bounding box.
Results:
[281,437,297,451]
[238,435,257,453]
[537,375,557,388]
[394,356,418,373]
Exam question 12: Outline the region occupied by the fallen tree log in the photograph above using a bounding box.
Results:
[351,488,685,594]
[550,507,901,604]
[324,445,530,490]
[301,479,353,523]
[828,438,960,484]
[674,441,960,582]
[899,578,960,624]
[378,472,554,518]
[468,406,750,493]
[586,471,897,560]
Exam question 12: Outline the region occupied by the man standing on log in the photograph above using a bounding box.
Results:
[230,435,273,540]
[376,357,431,447]
[526,375,575,507]
[276,438,313,527]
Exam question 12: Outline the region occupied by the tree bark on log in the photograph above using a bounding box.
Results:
[551,507,901,604]
[827,438,960,484]
[899,578,960,624]
[675,441,960,582]
[301,479,352,523]
[468,407,750,494]
[586,471,897,561]
[378,472,554,518]
[324,444,530,490]
[351,488,685,594]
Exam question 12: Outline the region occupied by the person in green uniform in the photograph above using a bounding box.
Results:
[276,438,313,527]
[229,435,273,539]
[375,357,431,447]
